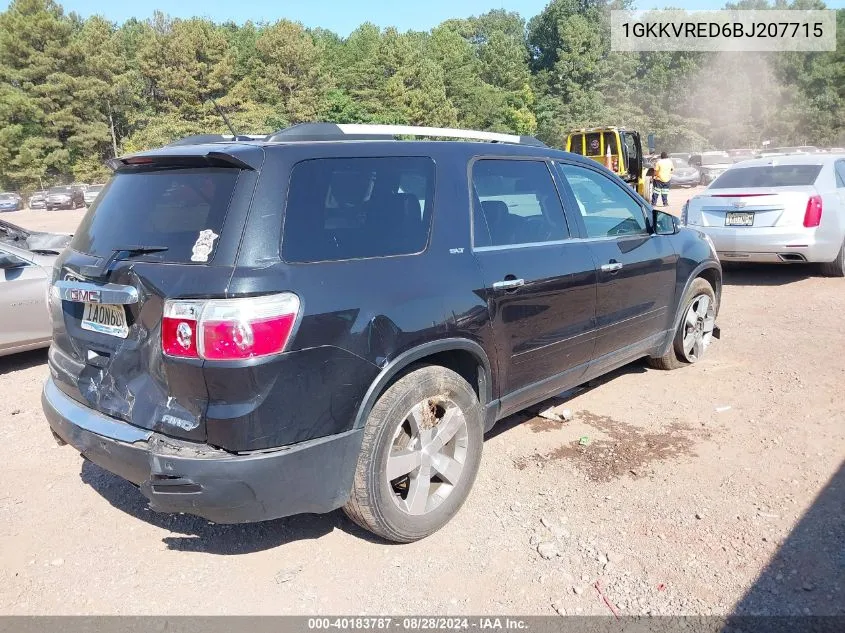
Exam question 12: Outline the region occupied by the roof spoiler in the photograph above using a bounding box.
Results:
[107,149,261,172]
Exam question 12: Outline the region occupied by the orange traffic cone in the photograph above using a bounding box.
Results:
[604,146,613,170]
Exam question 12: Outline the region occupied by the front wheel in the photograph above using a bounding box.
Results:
[343,365,484,542]
[649,278,717,370]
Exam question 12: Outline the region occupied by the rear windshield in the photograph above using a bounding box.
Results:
[71,168,239,263]
[282,157,435,263]
[701,154,731,165]
[710,164,823,188]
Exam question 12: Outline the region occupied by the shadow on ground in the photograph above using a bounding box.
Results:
[79,461,387,554]
[727,461,845,622]
[484,359,649,441]
[722,263,820,287]
[0,348,47,375]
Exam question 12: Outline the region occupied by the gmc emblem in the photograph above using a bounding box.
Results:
[69,288,101,303]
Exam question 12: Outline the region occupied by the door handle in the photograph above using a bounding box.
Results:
[492,278,525,291]
[600,262,623,273]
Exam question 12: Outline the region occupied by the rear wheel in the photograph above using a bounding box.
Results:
[343,365,484,542]
[819,239,845,277]
[649,278,717,370]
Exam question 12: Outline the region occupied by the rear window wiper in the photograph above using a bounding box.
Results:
[112,245,170,258]
[80,245,169,278]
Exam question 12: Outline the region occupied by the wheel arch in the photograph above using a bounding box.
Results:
[352,338,493,430]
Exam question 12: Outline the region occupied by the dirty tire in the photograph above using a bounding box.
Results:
[343,365,484,543]
[819,239,845,277]
[648,277,717,370]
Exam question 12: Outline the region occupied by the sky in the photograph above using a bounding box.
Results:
[7,0,838,36]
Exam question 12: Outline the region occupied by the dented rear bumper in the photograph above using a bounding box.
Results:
[42,377,363,524]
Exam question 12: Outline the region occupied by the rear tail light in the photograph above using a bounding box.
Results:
[162,301,204,358]
[803,195,823,228]
[162,293,300,360]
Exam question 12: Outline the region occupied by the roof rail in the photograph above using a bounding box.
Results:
[266,123,546,147]
[166,133,268,147]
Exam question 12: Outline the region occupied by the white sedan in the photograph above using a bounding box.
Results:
[682,154,845,276]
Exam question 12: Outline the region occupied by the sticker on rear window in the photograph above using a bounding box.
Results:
[190,229,219,262]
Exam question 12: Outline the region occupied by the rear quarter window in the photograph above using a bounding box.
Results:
[71,168,240,263]
[281,157,435,263]
[711,164,823,188]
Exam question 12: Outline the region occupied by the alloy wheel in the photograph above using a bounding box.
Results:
[386,397,468,516]
[679,293,715,362]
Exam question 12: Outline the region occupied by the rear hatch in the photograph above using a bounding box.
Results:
[49,149,261,442]
[687,163,823,228]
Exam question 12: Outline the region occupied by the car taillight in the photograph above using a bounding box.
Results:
[803,195,823,228]
[162,293,300,361]
[162,300,203,358]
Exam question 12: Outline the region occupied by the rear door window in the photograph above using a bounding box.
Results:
[282,157,435,263]
[71,168,240,263]
[710,165,823,188]
[472,159,569,247]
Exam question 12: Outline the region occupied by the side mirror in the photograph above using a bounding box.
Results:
[0,252,29,269]
[653,209,680,235]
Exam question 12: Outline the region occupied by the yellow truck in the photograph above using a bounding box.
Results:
[565,127,653,201]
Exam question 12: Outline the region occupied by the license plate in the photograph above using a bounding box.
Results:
[725,211,754,226]
[81,303,128,338]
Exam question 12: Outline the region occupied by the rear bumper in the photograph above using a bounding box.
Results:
[42,377,363,524]
[671,176,700,187]
[696,226,841,263]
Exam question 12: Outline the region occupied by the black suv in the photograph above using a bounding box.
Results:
[42,123,721,542]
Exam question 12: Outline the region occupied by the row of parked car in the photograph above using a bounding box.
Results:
[656,145,845,188]
[0,183,105,212]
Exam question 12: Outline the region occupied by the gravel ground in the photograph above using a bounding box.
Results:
[1,189,842,616]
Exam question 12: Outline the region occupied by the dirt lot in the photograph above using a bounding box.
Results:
[1,190,843,616]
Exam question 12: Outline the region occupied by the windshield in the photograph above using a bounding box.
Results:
[48,186,71,194]
[710,164,823,188]
[71,168,240,264]
[701,154,731,165]
[0,193,15,200]
[672,158,690,168]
